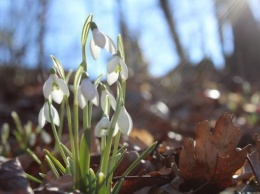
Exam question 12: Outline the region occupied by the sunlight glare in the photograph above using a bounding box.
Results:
[204,89,220,99]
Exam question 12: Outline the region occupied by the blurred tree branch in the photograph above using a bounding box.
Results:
[215,0,260,84]
[117,0,149,77]
[159,0,185,62]
[37,0,48,69]
[0,0,48,69]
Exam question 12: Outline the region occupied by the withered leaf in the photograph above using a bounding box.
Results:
[35,174,74,194]
[117,169,171,194]
[160,177,186,194]
[0,157,33,193]
[179,113,251,192]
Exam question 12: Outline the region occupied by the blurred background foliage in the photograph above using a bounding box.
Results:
[1,0,260,80]
[1,0,260,145]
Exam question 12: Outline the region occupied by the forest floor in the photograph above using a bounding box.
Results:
[0,65,260,193]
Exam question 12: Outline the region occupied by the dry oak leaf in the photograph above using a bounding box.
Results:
[179,113,251,191]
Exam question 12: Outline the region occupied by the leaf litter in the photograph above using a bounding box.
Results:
[1,67,260,193]
[178,113,252,193]
[1,112,259,193]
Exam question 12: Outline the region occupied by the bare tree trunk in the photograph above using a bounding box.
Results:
[37,0,48,70]
[159,0,185,62]
[117,0,149,75]
[215,0,260,84]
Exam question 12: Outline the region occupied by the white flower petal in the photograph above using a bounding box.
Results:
[51,105,60,126]
[107,91,116,110]
[107,71,119,86]
[101,90,116,111]
[104,35,116,54]
[51,89,64,104]
[95,116,110,137]
[107,56,119,74]
[92,29,106,48]
[43,102,60,127]
[91,89,99,106]
[55,75,70,97]
[90,37,101,60]
[43,75,54,99]
[43,102,51,122]
[113,123,119,136]
[77,86,87,109]
[43,74,69,103]
[99,116,111,128]
[97,129,107,137]
[119,59,128,80]
[117,106,133,135]
[38,105,46,129]
[81,79,96,101]
[101,92,107,112]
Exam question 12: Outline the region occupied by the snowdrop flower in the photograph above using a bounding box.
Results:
[38,102,60,128]
[43,71,69,104]
[95,116,118,137]
[90,22,116,60]
[117,106,133,135]
[100,86,116,111]
[107,54,128,85]
[78,78,99,109]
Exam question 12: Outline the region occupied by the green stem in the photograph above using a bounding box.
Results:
[121,79,126,102]
[57,100,65,140]
[47,101,67,165]
[100,83,123,193]
[65,97,75,160]
[73,101,80,189]
[107,130,121,188]
[79,103,91,190]
[100,96,122,174]
[100,134,107,172]
[86,102,93,171]
[72,62,83,190]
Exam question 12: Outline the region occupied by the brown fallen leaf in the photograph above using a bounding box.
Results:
[116,169,171,194]
[160,177,186,194]
[0,157,33,194]
[179,113,252,193]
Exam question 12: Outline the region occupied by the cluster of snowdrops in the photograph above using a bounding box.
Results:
[34,14,156,194]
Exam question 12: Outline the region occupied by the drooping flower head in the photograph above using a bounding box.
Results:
[38,101,60,129]
[107,51,128,85]
[90,22,116,60]
[78,72,99,109]
[94,115,118,137]
[43,68,69,104]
